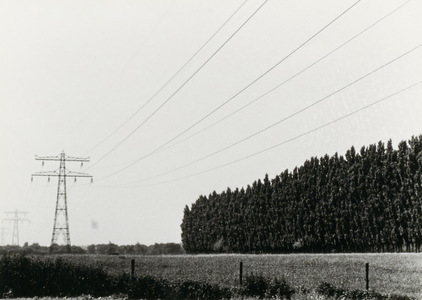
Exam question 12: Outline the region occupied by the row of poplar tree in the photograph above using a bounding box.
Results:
[181,135,422,253]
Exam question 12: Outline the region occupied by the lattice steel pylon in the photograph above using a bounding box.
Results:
[0,226,11,246]
[32,151,92,253]
[3,210,30,246]
[0,227,6,246]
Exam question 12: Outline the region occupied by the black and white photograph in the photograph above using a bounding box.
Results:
[0,1,421,299]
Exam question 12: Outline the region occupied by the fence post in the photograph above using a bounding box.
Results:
[365,263,369,290]
[239,261,243,286]
[131,259,135,279]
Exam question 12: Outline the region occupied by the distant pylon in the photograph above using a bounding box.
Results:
[0,226,11,246]
[3,210,30,246]
[32,151,92,253]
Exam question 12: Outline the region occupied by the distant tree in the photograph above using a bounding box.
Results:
[146,243,186,255]
[134,242,148,255]
[96,244,108,254]
[118,244,135,254]
[71,245,87,254]
[107,242,119,254]
[87,244,96,254]
[30,242,40,249]
[126,244,135,254]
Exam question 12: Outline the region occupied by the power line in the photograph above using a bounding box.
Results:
[83,0,250,156]
[88,0,407,171]
[87,0,267,171]
[127,80,422,188]
[155,0,411,155]
[62,0,177,147]
[155,0,361,151]
[115,42,421,186]
[85,1,268,175]
[93,0,360,182]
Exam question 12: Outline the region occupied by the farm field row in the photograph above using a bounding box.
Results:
[51,253,422,298]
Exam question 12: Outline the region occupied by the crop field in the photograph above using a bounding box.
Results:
[49,253,422,298]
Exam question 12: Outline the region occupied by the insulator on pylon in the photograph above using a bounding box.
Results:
[42,161,44,166]
[48,176,50,182]
[81,162,83,167]
[31,176,33,182]
[74,178,77,182]
[91,178,93,183]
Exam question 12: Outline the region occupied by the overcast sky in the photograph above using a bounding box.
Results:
[1,0,421,247]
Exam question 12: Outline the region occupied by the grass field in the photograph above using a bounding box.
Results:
[51,253,422,298]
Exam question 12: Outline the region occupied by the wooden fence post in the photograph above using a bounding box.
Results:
[239,261,243,286]
[131,259,135,279]
[365,263,369,290]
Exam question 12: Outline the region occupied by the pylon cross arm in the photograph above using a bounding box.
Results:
[35,154,90,162]
[32,170,92,178]
[4,211,28,215]
[35,155,61,161]
[65,171,92,178]
[32,171,59,177]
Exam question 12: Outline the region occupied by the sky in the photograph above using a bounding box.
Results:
[0,0,421,247]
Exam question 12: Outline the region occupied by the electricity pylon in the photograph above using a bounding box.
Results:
[0,226,11,246]
[32,151,92,253]
[3,210,30,246]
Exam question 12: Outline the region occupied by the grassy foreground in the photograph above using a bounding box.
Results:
[1,253,421,299]
[45,253,421,298]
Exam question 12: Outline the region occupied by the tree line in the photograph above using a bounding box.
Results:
[0,242,185,255]
[181,135,422,253]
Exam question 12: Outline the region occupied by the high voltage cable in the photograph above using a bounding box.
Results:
[123,80,422,188]
[115,42,422,186]
[62,0,177,147]
[83,0,249,156]
[155,0,411,155]
[86,0,268,171]
[92,0,360,182]
[91,0,407,171]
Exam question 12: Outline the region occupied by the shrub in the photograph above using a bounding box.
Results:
[241,273,295,299]
[128,275,169,299]
[0,254,111,297]
[242,273,268,299]
[265,277,295,299]
[317,282,344,298]
[388,295,414,300]
[129,277,232,300]
[316,282,414,300]
[0,254,232,299]
[173,280,232,300]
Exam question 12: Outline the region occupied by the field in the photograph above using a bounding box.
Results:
[52,253,422,298]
